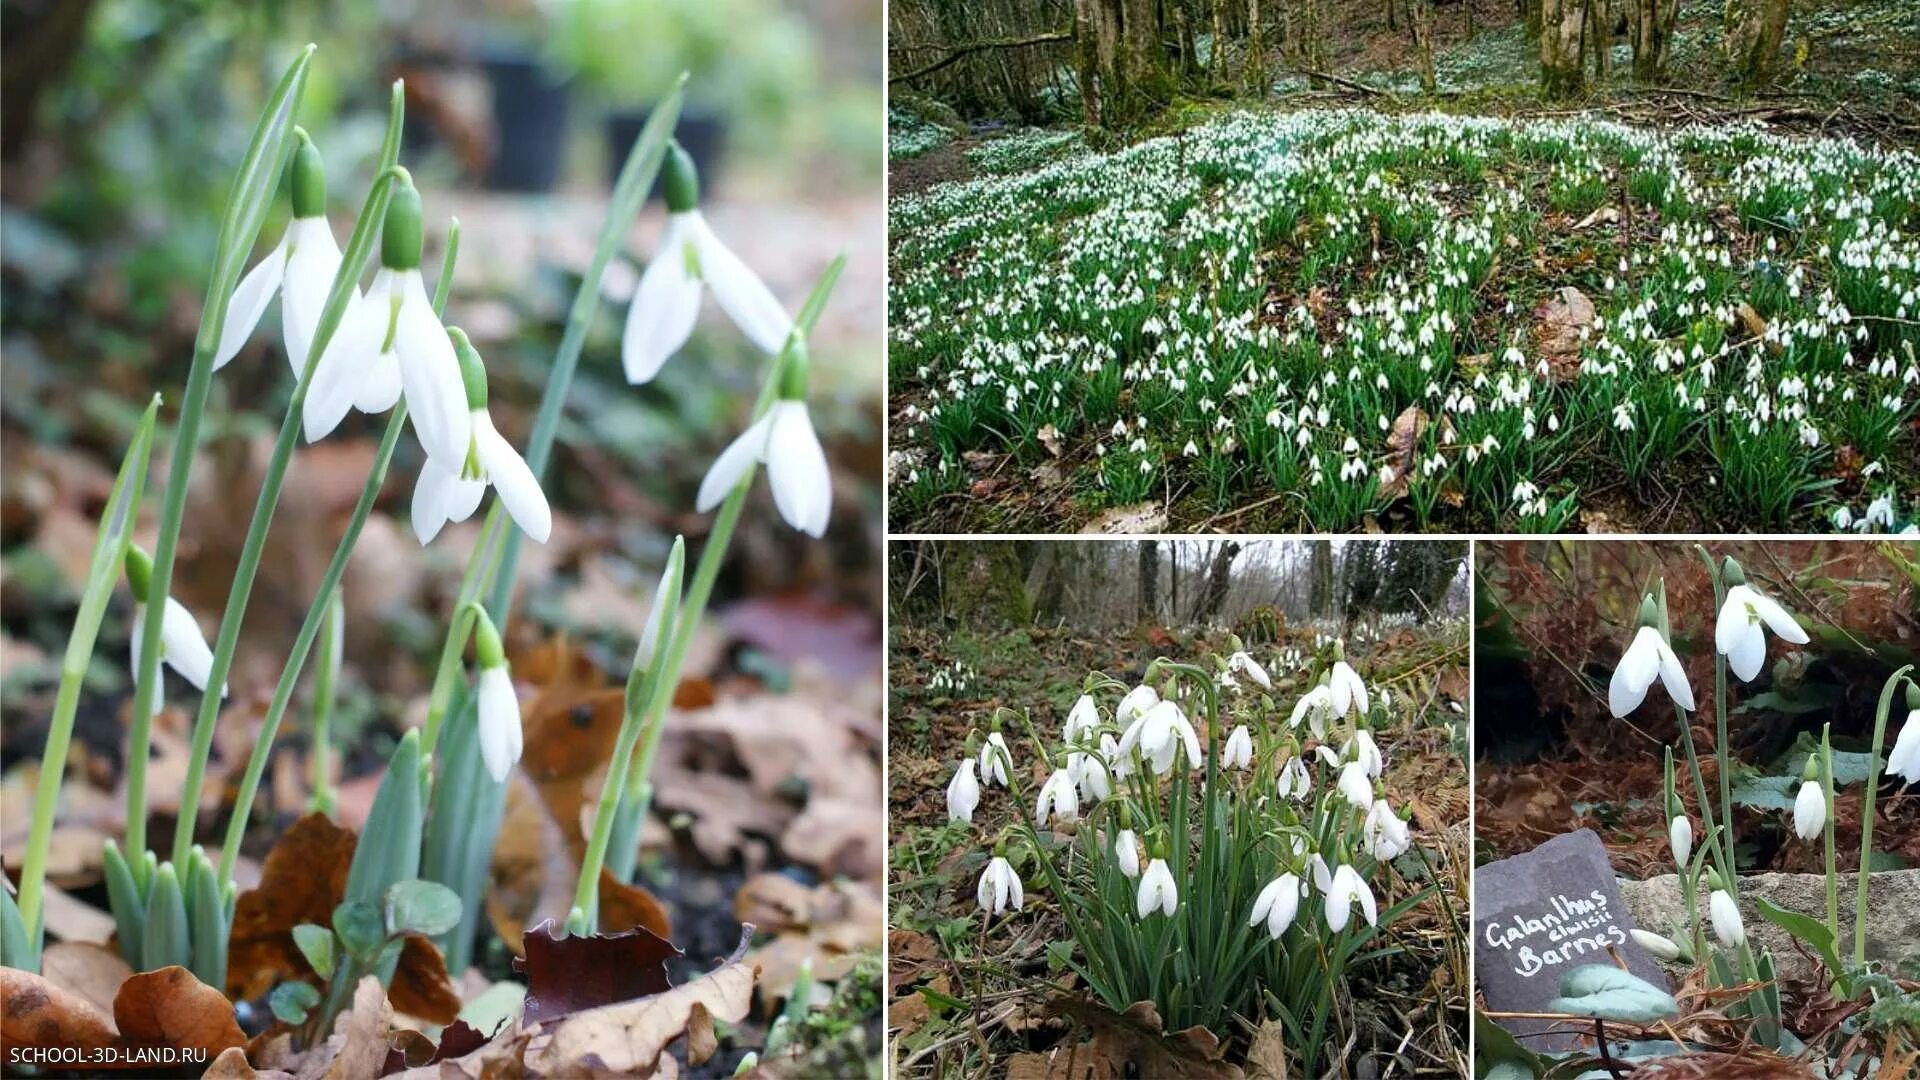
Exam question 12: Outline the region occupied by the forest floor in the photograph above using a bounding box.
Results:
[1473,538,1920,879]
[885,617,1473,1077]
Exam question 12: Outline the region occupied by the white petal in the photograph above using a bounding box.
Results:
[1888,713,1920,780]
[622,217,703,383]
[976,865,995,911]
[411,460,460,545]
[696,413,774,512]
[476,665,522,782]
[1793,780,1824,840]
[764,402,832,537]
[1714,590,1751,659]
[213,234,288,371]
[303,293,385,441]
[393,274,470,471]
[1747,590,1808,644]
[1655,638,1696,711]
[1669,816,1692,868]
[1006,864,1023,910]
[281,219,345,375]
[1609,629,1660,716]
[354,349,403,414]
[160,595,221,695]
[1727,624,1765,682]
[688,214,792,353]
[474,413,552,543]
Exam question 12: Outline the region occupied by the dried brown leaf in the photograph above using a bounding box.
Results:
[113,965,246,1059]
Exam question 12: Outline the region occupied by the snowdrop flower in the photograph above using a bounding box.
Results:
[1713,565,1808,681]
[1136,857,1178,918]
[1228,651,1272,689]
[124,546,226,716]
[1631,928,1682,961]
[1609,598,1696,716]
[1248,874,1301,940]
[216,130,342,374]
[1792,777,1825,841]
[622,143,792,383]
[1117,684,1160,726]
[1364,799,1412,861]
[1069,738,1113,803]
[1669,815,1693,869]
[1887,705,1920,783]
[697,353,832,537]
[470,608,521,782]
[979,732,1012,788]
[946,758,980,824]
[1117,699,1202,776]
[304,173,470,474]
[1222,725,1253,769]
[977,854,1023,916]
[1114,827,1141,878]
[1709,884,1744,949]
[1329,651,1369,717]
[1277,756,1312,800]
[1063,694,1100,743]
[411,329,551,545]
[1288,682,1334,736]
[1035,766,1080,827]
[1346,728,1384,779]
[1337,760,1374,809]
[1324,863,1378,933]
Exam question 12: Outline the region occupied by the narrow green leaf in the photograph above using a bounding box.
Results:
[1544,964,1678,1024]
[0,887,33,973]
[142,863,190,972]
[1754,896,1845,994]
[102,839,145,968]
[186,847,228,988]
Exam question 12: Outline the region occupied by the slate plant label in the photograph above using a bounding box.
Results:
[1473,828,1669,1052]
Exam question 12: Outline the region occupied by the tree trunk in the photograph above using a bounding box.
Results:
[1540,0,1586,97]
[1138,540,1159,622]
[1588,0,1611,81]
[1725,0,1789,88]
[1413,0,1437,93]
[1628,0,1673,80]
[1388,0,1399,33]
[1074,0,1105,123]
[1196,542,1242,623]
[1308,540,1333,620]
[1522,0,1544,40]
[1244,0,1265,96]
[1210,0,1229,80]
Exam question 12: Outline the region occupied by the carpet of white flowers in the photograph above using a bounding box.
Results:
[888,109,1920,533]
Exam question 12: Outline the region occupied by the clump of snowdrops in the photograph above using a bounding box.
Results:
[945,637,1438,1074]
[2,46,846,1046]
[1605,550,1918,1048]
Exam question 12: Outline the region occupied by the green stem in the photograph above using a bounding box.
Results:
[420,508,506,763]
[1701,552,1736,894]
[572,541,684,926]
[169,85,408,868]
[1673,703,1731,895]
[128,48,316,864]
[1821,723,1837,944]
[218,215,460,882]
[18,401,159,943]
[308,592,344,817]
[1855,666,1911,966]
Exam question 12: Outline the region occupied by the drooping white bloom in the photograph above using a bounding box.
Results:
[1709,888,1744,949]
[216,132,342,375]
[977,856,1023,915]
[124,548,227,716]
[303,181,469,474]
[1063,694,1100,743]
[621,146,792,383]
[1324,863,1378,933]
[1117,684,1160,726]
[1792,779,1825,840]
[1714,583,1809,682]
[979,733,1012,788]
[1364,799,1412,861]
[1887,709,1920,782]
[1288,683,1334,736]
[410,330,551,545]
[1669,815,1693,869]
[1277,757,1312,800]
[1329,659,1369,717]
[1222,725,1253,769]
[475,664,522,782]
[697,398,832,538]
[1116,699,1203,776]
[1609,625,1696,716]
[1337,761,1374,809]
[1136,857,1178,918]
[1228,651,1272,690]
[1248,874,1301,940]
[1035,767,1080,827]
[1114,828,1141,878]
[946,759,980,824]
[1631,928,1681,961]
[1071,734,1115,803]
[1345,729,1385,779]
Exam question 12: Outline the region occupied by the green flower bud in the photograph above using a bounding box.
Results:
[1801,754,1819,783]
[662,142,700,214]
[290,128,327,219]
[468,604,505,670]
[1905,679,1918,710]
[449,326,487,410]
[124,545,154,604]
[1720,556,1746,587]
[380,170,423,271]
[778,343,811,402]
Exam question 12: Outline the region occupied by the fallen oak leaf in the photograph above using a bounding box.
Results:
[685,1001,718,1067]
[1044,997,1242,1079]
[1380,405,1427,500]
[227,812,356,1000]
[321,975,392,1080]
[113,965,246,1059]
[513,918,680,1024]
[39,941,131,1022]
[387,935,461,1026]
[528,928,757,1077]
[0,965,118,1053]
[205,1044,299,1079]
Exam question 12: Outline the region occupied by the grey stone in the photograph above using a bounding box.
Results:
[1475,829,1668,1053]
[1618,868,1920,983]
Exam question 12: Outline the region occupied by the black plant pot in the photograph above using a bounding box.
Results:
[603,108,727,195]
[480,51,571,192]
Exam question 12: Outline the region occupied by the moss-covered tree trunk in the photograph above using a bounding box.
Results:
[1243,0,1265,96]
[1138,540,1159,623]
[1412,0,1437,93]
[1074,0,1106,124]
[1725,0,1790,89]
[1540,0,1587,97]
[1628,0,1676,80]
